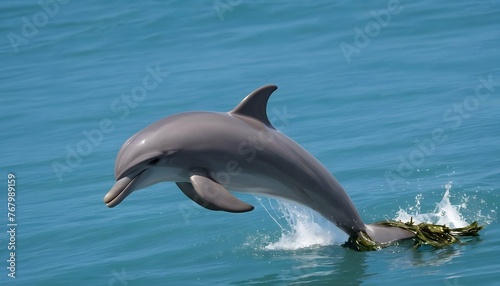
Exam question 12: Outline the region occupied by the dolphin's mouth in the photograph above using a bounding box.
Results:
[103,169,146,208]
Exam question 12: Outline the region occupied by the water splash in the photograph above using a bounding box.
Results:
[255,181,489,251]
[395,182,470,228]
[254,197,347,250]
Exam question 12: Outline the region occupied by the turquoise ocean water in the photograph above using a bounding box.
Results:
[1,1,499,285]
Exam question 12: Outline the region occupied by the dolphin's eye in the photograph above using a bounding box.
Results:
[149,158,160,165]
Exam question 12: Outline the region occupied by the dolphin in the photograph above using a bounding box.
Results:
[103,85,414,245]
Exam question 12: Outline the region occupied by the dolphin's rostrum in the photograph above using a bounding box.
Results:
[104,85,415,246]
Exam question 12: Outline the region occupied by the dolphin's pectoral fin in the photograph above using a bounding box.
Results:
[230,84,278,129]
[176,182,224,211]
[175,176,254,213]
[176,182,212,210]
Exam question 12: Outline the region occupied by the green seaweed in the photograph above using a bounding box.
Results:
[343,218,483,251]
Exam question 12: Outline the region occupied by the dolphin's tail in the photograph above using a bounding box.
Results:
[364,223,415,244]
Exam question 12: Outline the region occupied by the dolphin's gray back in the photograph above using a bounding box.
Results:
[152,111,366,235]
[236,115,366,235]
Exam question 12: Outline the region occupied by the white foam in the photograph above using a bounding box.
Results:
[255,181,487,251]
[394,181,469,228]
[254,197,347,251]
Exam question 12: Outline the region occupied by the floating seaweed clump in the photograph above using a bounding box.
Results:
[344,218,483,251]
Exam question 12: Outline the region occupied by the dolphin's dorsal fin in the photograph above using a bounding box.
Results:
[176,170,254,213]
[230,84,278,128]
